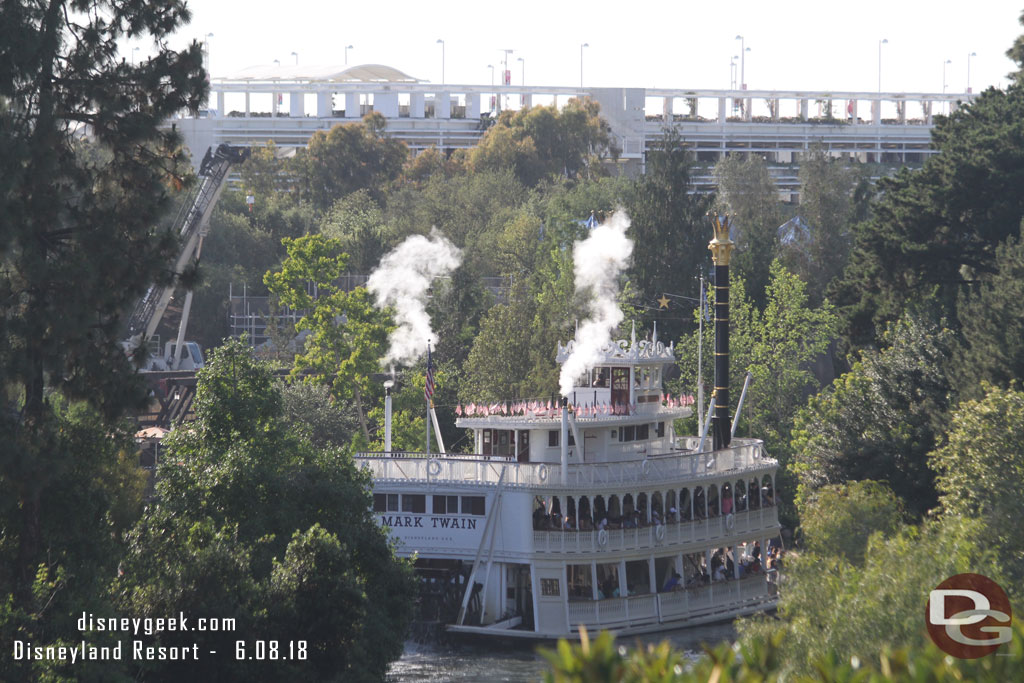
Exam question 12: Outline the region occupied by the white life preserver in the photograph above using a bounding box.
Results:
[597,528,609,547]
[641,459,651,476]
[426,458,441,477]
[537,464,549,483]
[655,524,666,542]
[725,513,735,530]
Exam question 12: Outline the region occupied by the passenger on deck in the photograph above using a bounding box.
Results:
[721,495,733,515]
[661,572,682,592]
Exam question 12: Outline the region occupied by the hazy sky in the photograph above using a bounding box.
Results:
[140,1,1020,94]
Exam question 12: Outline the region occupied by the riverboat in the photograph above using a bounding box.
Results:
[356,217,780,640]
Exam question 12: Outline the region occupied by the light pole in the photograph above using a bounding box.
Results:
[878,38,888,93]
[291,51,298,65]
[943,58,951,93]
[487,64,494,86]
[517,56,525,86]
[730,55,737,90]
[500,49,514,108]
[735,35,745,89]
[436,39,445,84]
[967,51,976,93]
[344,44,353,66]
[580,42,589,88]
[203,32,213,73]
[273,59,280,67]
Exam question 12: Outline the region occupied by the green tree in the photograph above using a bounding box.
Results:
[279,380,360,450]
[0,0,205,604]
[292,112,408,210]
[264,234,391,446]
[790,315,955,517]
[624,128,710,342]
[931,384,1024,594]
[953,232,1024,400]
[832,83,1024,349]
[797,480,904,565]
[713,154,786,306]
[319,190,393,274]
[115,340,415,681]
[781,147,867,303]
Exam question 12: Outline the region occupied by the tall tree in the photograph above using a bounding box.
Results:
[713,153,786,307]
[264,234,391,446]
[625,127,710,342]
[0,0,205,599]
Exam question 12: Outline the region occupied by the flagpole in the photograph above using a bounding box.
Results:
[426,341,432,456]
[697,272,704,435]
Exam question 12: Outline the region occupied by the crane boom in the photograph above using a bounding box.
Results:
[124,144,249,363]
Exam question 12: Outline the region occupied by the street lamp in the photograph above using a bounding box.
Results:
[487,64,494,86]
[735,35,745,89]
[580,42,589,88]
[730,55,737,90]
[344,44,353,65]
[517,56,525,86]
[291,51,298,65]
[967,51,977,93]
[436,39,445,84]
[273,59,280,67]
[878,38,888,93]
[943,58,952,93]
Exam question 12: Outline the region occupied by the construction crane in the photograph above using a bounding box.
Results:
[123,143,249,371]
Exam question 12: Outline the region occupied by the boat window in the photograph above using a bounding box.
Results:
[637,424,649,440]
[402,494,426,513]
[373,493,399,512]
[655,421,665,437]
[591,367,609,388]
[433,495,459,514]
[566,564,593,600]
[625,559,652,596]
[548,430,574,447]
[461,496,485,516]
[619,425,635,442]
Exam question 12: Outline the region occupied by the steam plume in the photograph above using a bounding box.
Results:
[559,210,634,396]
[368,228,462,367]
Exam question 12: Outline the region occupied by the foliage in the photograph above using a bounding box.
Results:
[790,315,955,517]
[114,339,415,681]
[624,128,711,342]
[930,383,1024,595]
[293,112,408,210]
[713,154,787,307]
[783,147,868,304]
[797,481,904,566]
[832,83,1024,349]
[319,190,393,274]
[264,234,392,444]
[279,380,360,450]
[543,618,1024,682]
[953,232,1024,400]
[467,98,618,186]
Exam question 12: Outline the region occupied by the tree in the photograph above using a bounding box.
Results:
[780,146,868,303]
[0,0,205,603]
[624,128,711,342]
[953,232,1024,400]
[114,340,415,681]
[797,480,904,565]
[832,83,1024,349]
[790,315,955,517]
[264,234,391,446]
[292,112,408,210]
[713,154,786,307]
[319,189,392,274]
[931,384,1024,594]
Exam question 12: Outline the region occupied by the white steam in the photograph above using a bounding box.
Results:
[559,210,634,396]
[368,228,462,366]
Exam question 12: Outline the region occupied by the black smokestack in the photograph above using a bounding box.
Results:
[708,215,735,450]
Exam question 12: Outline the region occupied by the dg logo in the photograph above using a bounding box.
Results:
[926,573,1012,658]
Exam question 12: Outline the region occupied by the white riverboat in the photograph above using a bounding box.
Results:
[357,218,780,640]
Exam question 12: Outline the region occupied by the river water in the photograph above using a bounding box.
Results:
[387,622,737,682]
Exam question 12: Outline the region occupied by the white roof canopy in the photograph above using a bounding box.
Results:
[218,63,421,83]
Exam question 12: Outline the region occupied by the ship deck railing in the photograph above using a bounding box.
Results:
[356,438,774,488]
[565,573,776,632]
[532,506,778,554]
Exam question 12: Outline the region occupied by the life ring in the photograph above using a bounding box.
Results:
[655,524,666,542]
[641,459,651,476]
[427,458,441,476]
[537,464,549,483]
[725,513,735,530]
[597,528,608,547]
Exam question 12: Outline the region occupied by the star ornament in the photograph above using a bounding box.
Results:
[657,294,670,310]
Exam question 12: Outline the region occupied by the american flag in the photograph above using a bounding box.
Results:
[424,347,435,403]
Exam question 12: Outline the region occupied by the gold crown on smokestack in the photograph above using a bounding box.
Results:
[708,214,735,266]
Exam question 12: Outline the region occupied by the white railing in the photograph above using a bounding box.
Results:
[532,507,779,554]
[565,575,775,632]
[357,438,773,488]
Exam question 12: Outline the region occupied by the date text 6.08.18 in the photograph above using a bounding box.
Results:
[234,640,307,660]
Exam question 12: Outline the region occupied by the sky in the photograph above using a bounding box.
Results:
[134,1,1021,94]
